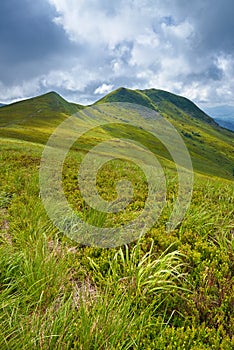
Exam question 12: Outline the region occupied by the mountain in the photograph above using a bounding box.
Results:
[0,88,233,179]
[96,87,233,179]
[0,91,83,143]
[203,105,234,131]
[97,87,218,126]
[0,103,6,107]
[140,89,218,126]
[0,91,82,123]
[214,118,234,131]
[1,88,233,348]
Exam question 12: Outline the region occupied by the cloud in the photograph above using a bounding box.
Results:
[48,0,154,47]
[0,0,234,106]
[94,84,114,95]
[45,0,234,105]
[0,0,77,84]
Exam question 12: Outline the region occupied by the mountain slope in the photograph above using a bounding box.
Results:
[0,91,83,143]
[0,89,233,349]
[0,91,82,125]
[97,87,217,126]
[214,118,234,131]
[141,88,217,126]
[96,87,233,179]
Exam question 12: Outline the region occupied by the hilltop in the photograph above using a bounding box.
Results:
[97,87,217,126]
[0,91,82,125]
[0,91,83,143]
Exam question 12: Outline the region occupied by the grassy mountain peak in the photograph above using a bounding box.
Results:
[96,86,157,110]
[97,87,217,126]
[1,91,82,116]
[0,91,83,143]
[140,88,217,125]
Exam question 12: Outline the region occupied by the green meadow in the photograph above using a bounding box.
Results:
[0,89,233,349]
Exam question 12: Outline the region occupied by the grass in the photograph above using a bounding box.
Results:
[1,134,233,349]
[0,91,233,348]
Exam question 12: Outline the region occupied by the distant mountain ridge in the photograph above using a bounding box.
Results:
[203,105,234,131]
[0,88,227,128]
[214,118,234,131]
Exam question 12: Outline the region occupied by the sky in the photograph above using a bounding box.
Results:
[1,0,234,107]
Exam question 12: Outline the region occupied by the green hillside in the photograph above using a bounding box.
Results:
[97,87,216,124]
[0,91,83,143]
[97,87,234,179]
[141,88,217,125]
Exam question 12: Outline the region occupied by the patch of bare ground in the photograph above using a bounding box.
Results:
[0,208,12,245]
[47,239,78,256]
[71,275,97,309]
[47,239,98,308]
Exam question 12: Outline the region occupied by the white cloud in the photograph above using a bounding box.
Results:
[48,0,148,47]
[0,79,42,103]
[94,83,114,94]
[129,32,160,67]
[161,20,193,39]
[43,66,100,92]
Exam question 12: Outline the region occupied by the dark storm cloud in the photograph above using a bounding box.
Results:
[0,0,76,85]
[163,0,234,55]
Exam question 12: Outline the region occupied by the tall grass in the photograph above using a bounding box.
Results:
[88,240,187,299]
[0,235,187,349]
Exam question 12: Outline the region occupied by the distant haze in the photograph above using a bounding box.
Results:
[204,105,234,131]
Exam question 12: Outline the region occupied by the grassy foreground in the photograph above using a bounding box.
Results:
[0,134,233,349]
